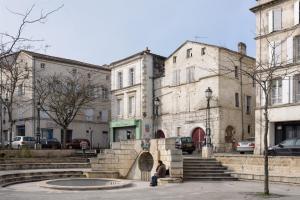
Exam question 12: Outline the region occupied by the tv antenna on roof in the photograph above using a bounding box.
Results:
[44,44,51,54]
[194,36,208,41]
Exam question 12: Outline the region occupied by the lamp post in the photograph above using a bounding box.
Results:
[35,101,41,149]
[202,87,213,158]
[154,97,160,138]
[4,96,11,148]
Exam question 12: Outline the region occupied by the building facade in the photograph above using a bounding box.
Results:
[1,51,111,148]
[251,0,300,154]
[154,41,256,152]
[109,49,165,142]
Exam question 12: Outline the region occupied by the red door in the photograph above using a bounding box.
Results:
[156,130,165,138]
[192,128,205,150]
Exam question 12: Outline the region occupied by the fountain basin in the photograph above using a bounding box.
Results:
[39,178,132,190]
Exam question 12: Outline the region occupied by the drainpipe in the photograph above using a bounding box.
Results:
[238,42,246,140]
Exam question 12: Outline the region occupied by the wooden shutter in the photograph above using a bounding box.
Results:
[268,10,273,33]
[294,0,300,25]
[287,36,294,64]
[275,41,282,65]
[282,77,290,104]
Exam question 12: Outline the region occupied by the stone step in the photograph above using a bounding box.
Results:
[183,176,238,181]
[0,171,85,187]
[183,173,232,177]
[0,163,90,171]
[0,157,89,164]
[183,169,227,173]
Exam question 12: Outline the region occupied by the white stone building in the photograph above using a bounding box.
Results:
[154,41,256,152]
[109,49,165,142]
[1,51,111,148]
[251,0,300,154]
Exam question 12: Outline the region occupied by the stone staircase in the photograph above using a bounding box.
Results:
[183,157,238,181]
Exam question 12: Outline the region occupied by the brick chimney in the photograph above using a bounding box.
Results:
[238,42,247,55]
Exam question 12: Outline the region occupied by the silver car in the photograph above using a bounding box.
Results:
[236,137,255,154]
[12,136,36,149]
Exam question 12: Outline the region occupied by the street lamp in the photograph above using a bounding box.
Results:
[154,97,160,138]
[36,101,41,147]
[205,87,212,147]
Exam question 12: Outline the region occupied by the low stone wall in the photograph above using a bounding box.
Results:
[0,149,76,158]
[215,154,300,184]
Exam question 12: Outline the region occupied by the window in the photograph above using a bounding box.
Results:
[201,47,206,55]
[247,125,251,134]
[172,69,181,86]
[268,41,281,66]
[17,84,25,96]
[106,75,110,80]
[72,68,77,75]
[246,96,251,114]
[186,66,195,83]
[235,93,239,107]
[129,68,135,86]
[173,56,177,63]
[40,63,45,69]
[117,98,123,116]
[117,71,123,89]
[269,8,282,32]
[294,36,300,63]
[294,0,300,25]
[98,110,108,122]
[294,74,300,102]
[234,66,239,79]
[271,79,282,105]
[85,109,94,121]
[128,96,135,115]
[186,48,192,58]
[102,87,109,100]
[87,73,91,78]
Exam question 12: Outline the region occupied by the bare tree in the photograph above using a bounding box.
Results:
[0,5,63,148]
[213,39,297,195]
[35,71,100,148]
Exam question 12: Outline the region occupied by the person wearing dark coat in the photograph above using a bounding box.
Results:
[150,160,166,186]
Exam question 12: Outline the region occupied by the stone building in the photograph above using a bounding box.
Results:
[109,49,165,142]
[1,50,111,148]
[251,0,300,154]
[154,41,256,152]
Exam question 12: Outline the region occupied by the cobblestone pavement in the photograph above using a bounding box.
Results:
[1,180,300,200]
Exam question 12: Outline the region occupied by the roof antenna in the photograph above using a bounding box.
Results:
[194,36,208,42]
[44,45,51,54]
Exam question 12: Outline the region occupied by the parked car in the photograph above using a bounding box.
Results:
[66,138,90,149]
[11,136,36,149]
[268,138,300,156]
[175,136,195,154]
[41,138,61,149]
[236,137,255,154]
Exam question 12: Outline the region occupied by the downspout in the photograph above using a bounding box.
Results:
[32,58,36,139]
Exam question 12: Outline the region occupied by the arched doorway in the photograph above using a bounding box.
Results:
[192,127,205,150]
[225,125,236,152]
[156,130,165,138]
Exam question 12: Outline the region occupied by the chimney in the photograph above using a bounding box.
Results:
[145,47,151,53]
[238,42,247,55]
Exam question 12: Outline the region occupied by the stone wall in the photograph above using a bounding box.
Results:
[90,138,183,180]
[0,149,76,158]
[215,154,300,184]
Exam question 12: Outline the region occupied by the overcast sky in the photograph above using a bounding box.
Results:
[0,0,256,65]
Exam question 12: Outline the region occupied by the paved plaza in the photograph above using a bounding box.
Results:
[1,180,300,200]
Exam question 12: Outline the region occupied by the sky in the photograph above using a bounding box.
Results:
[0,0,257,66]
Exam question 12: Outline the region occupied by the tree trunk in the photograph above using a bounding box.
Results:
[8,120,13,149]
[263,94,269,195]
[63,127,68,149]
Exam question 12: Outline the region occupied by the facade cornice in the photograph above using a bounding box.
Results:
[250,0,287,13]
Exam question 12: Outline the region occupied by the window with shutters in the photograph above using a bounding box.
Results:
[128,96,135,115]
[172,69,180,86]
[271,79,282,105]
[117,98,123,116]
[269,41,281,66]
[294,36,300,63]
[246,96,251,114]
[234,66,239,79]
[269,8,282,32]
[294,0,300,25]
[186,66,195,83]
[117,71,123,89]
[294,74,300,102]
[129,68,135,86]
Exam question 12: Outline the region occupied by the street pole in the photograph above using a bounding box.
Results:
[202,87,213,158]
[35,102,41,149]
